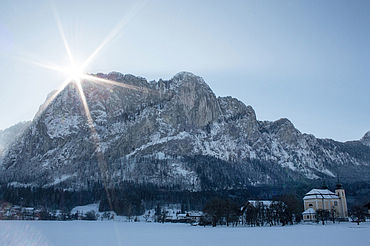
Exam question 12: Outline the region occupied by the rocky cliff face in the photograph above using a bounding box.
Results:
[1,72,369,190]
[361,131,370,147]
[0,121,31,157]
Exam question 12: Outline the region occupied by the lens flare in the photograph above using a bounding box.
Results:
[16,2,148,234]
[65,65,84,83]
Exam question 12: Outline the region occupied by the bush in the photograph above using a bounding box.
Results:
[83,211,97,220]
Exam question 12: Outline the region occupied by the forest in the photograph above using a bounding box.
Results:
[0,180,368,219]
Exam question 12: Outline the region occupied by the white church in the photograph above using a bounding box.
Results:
[302,183,348,221]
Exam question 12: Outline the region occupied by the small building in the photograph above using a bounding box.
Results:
[187,212,203,222]
[302,183,348,221]
[302,208,316,221]
[176,212,203,223]
[22,207,35,220]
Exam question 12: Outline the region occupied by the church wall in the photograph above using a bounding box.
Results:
[304,198,340,213]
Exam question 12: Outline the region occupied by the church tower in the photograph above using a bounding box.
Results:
[335,183,348,218]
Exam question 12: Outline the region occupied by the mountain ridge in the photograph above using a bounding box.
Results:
[1,71,369,190]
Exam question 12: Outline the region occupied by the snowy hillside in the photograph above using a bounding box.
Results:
[0,121,31,157]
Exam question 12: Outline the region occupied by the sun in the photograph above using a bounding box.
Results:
[20,0,147,90]
[63,65,85,83]
[19,0,148,119]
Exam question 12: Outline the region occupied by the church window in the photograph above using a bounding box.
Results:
[309,203,313,207]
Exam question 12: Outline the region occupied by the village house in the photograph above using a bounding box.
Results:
[172,212,203,223]
[302,183,348,221]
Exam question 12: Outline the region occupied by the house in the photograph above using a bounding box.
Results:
[302,183,348,221]
[22,207,35,220]
[187,212,203,222]
[176,212,203,223]
[302,208,316,221]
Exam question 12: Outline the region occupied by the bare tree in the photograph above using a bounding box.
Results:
[350,206,366,225]
[316,209,329,225]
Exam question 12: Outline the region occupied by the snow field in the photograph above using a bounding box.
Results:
[0,221,369,246]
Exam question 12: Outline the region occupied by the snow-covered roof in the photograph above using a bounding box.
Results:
[303,189,339,200]
[177,212,203,218]
[71,203,99,214]
[248,200,273,206]
[302,208,316,215]
[188,212,203,217]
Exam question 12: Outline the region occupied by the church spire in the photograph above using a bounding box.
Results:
[321,181,328,189]
[336,175,343,190]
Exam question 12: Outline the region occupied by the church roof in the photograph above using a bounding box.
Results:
[303,189,339,200]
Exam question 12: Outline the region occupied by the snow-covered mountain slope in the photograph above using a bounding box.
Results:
[0,121,31,157]
[0,72,369,190]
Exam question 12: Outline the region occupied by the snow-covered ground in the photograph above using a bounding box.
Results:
[0,221,369,246]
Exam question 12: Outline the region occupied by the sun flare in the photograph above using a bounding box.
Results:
[63,65,85,84]
[13,1,148,216]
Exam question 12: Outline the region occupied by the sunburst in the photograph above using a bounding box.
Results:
[17,1,148,216]
[21,0,147,118]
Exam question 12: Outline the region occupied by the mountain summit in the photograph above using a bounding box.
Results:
[1,72,369,190]
[361,131,370,147]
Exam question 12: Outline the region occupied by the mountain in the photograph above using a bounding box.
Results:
[361,131,370,147]
[0,72,369,191]
[0,121,31,157]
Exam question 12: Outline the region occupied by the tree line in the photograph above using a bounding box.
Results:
[201,194,302,227]
[0,182,287,214]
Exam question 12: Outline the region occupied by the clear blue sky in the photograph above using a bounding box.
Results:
[0,0,369,141]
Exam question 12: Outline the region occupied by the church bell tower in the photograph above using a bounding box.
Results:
[335,183,348,218]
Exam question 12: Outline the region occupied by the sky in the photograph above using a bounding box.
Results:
[0,0,369,141]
